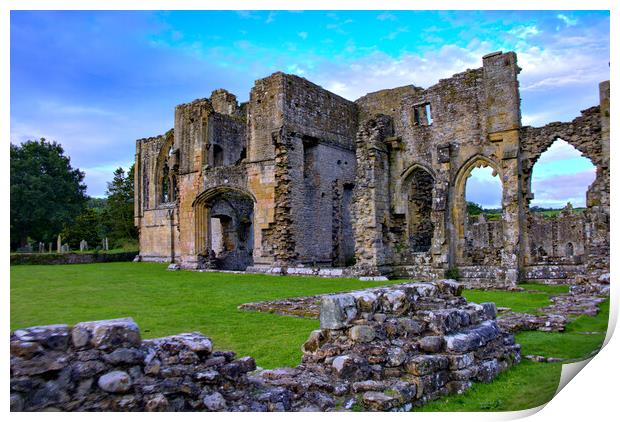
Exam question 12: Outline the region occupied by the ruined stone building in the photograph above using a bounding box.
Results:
[134,51,610,287]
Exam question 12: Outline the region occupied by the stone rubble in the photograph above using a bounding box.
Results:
[240,275,610,335]
[11,281,520,412]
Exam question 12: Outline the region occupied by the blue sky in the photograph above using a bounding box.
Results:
[10,10,609,204]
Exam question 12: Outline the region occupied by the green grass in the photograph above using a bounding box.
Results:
[416,361,562,412]
[462,289,552,313]
[10,264,609,411]
[565,299,610,333]
[519,283,570,295]
[10,262,390,368]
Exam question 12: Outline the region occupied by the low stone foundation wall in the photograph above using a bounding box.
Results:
[10,280,520,412]
[10,252,139,266]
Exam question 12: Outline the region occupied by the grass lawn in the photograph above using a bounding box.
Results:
[10,262,391,368]
[10,262,609,411]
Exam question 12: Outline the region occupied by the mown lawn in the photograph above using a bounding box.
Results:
[10,262,391,368]
[10,262,609,411]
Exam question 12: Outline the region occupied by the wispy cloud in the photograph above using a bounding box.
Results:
[557,14,578,27]
[377,12,396,21]
[10,10,609,198]
[508,25,540,39]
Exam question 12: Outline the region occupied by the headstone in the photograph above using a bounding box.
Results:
[57,235,62,253]
[48,243,52,253]
[38,242,44,253]
[104,237,109,251]
[61,243,70,253]
[79,240,88,252]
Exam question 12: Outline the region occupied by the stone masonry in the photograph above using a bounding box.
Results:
[134,51,609,287]
[11,281,520,411]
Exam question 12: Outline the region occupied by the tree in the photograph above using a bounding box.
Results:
[102,165,137,247]
[466,201,484,216]
[10,139,87,249]
[60,208,101,249]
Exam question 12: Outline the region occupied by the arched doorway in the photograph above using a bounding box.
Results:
[452,156,504,266]
[404,166,435,253]
[194,188,254,271]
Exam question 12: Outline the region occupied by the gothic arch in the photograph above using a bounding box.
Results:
[401,164,436,253]
[452,155,504,264]
[155,133,176,205]
[193,186,256,270]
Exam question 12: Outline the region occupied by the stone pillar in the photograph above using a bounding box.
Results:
[351,115,393,275]
[57,235,62,254]
[432,144,452,274]
[482,51,523,287]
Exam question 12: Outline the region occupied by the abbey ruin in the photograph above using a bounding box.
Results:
[134,51,610,287]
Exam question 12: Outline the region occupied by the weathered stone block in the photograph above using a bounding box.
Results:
[349,325,376,342]
[320,294,357,329]
[98,370,132,393]
[203,392,227,411]
[418,336,444,353]
[13,324,70,351]
[72,318,141,350]
[405,355,449,376]
[362,391,399,411]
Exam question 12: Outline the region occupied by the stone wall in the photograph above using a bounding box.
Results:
[10,252,138,266]
[11,281,520,412]
[134,51,609,287]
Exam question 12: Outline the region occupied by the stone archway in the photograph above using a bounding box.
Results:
[452,155,504,266]
[193,187,255,271]
[403,166,435,253]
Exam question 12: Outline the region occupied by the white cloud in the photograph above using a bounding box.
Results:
[382,27,409,41]
[508,25,540,39]
[531,169,596,208]
[265,11,276,24]
[377,12,396,21]
[557,14,578,27]
[309,44,488,101]
[298,31,308,40]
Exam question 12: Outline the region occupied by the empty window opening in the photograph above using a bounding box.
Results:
[213,144,224,167]
[413,103,432,126]
[565,242,574,256]
[530,139,596,212]
[425,103,433,125]
[408,168,434,252]
[161,164,170,203]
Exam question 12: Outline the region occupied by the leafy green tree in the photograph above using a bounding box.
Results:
[103,165,137,247]
[466,201,484,215]
[10,139,87,249]
[60,208,101,249]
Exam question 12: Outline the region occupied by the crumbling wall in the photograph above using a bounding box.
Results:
[463,215,503,265]
[252,73,358,268]
[10,281,520,412]
[133,51,609,286]
[134,131,180,263]
[520,81,609,281]
[10,318,261,411]
[353,51,524,285]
